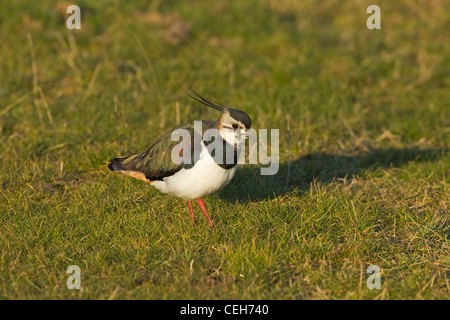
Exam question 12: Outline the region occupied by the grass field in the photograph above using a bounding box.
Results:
[0,0,449,299]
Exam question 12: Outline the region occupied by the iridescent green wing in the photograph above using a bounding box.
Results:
[115,121,215,181]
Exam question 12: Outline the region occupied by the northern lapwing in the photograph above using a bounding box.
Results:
[108,91,253,228]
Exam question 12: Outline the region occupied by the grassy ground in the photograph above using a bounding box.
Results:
[0,0,449,299]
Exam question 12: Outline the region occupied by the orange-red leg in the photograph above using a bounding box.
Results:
[187,200,195,225]
[197,198,215,229]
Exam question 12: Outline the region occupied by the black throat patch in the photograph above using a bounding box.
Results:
[203,138,238,170]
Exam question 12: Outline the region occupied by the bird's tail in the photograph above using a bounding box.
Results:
[107,155,137,172]
[108,157,125,171]
[108,154,151,183]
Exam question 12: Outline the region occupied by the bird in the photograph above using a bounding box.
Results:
[108,91,253,229]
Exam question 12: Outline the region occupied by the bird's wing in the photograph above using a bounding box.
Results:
[109,121,215,181]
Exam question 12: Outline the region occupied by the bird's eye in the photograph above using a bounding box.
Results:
[232,124,238,129]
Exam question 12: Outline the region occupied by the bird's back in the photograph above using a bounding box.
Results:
[108,120,217,182]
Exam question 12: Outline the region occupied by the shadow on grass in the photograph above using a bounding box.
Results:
[218,147,448,203]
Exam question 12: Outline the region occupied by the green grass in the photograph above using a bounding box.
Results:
[0,0,449,299]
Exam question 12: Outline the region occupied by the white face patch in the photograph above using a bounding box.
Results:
[218,110,249,145]
[219,112,234,128]
[219,127,246,146]
[220,112,245,130]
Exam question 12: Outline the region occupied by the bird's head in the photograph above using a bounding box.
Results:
[188,91,254,144]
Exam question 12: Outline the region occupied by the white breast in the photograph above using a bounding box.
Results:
[150,142,238,200]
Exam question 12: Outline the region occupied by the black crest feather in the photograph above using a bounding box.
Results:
[187,90,226,112]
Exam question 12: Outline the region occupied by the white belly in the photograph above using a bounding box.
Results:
[150,143,238,200]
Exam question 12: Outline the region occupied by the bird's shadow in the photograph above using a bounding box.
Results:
[218,147,448,203]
